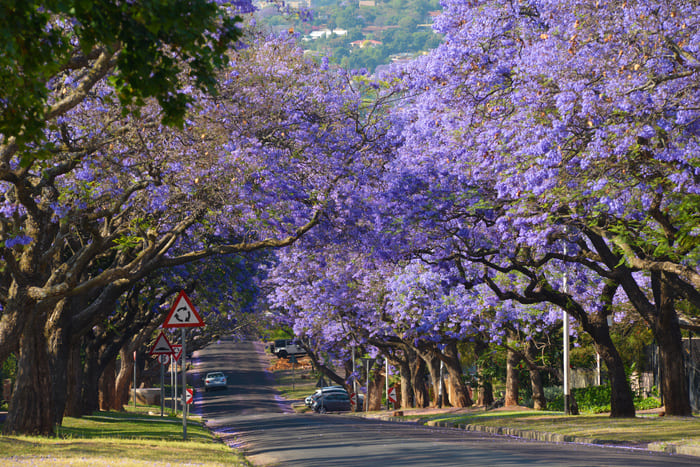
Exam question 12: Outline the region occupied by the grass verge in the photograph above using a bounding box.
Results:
[395,407,700,447]
[0,405,250,466]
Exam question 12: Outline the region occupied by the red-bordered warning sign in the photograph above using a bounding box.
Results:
[171,344,183,361]
[387,386,398,404]
[150,331,174,355]
[186,388,194,405]
[163,290,204,328]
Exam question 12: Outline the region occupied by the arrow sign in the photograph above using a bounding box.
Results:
[163,290,204,328]
[387,386,398,404]
[185,388,194,405]
[150,331,174,355]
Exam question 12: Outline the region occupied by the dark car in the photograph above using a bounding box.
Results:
[312,391,352,413]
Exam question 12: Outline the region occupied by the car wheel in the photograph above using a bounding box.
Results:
[278,350,288,358]
[319,406,327,414]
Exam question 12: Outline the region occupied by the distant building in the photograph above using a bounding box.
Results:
[306,28,348,41]
[359,0,376,6]
[350,39,383,48]
[287,0,312,8]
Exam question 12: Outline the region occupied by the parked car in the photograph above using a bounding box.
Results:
[305,386,346,407]
[312,391,352,413]
[204,371,227,391]
[272,339,307,358]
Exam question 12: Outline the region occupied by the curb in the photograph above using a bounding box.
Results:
[356,414,700,458]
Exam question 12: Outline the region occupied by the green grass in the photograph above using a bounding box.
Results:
[404,408,700,446]
[0,407,249,466]
[274,368,317,401]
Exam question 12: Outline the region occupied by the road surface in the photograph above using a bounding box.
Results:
[192,337,698,467]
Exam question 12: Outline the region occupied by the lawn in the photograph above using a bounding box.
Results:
[0,406,249,466]
[400,407,700,447]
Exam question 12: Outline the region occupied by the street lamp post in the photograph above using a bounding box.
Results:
[563,244,571,415]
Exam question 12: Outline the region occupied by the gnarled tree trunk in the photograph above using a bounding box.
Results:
[504,333,521,407]
[525,339,547,410]
[3,307,55,435]
[442,341,472,407]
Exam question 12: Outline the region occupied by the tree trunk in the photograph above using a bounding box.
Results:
[367,365,383,411]
[655,273,691,416]
[397,352,413,409]
[504,334,521,407]
[525,339,547,410]
[442,341,473,407]
[422,353,441,406]
[99,358,117,411]
[587,314,635,418]
[113,347,135,411]
[477,380,494,407]
[3,315,55,435]
[64,342,84,417]
[48,299,72,426]
[81,343,102,416]
[408,351,429,408]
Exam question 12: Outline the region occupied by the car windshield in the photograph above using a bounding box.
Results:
[207,372,224,378]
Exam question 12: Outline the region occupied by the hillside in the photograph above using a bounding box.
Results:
[254,0,443,71]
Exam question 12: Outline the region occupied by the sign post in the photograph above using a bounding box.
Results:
[171,344,182,414]
[163,290,205,440]
[150,332,175,418]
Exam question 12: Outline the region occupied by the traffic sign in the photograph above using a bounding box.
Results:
[159,354,170,364]
[150,331,174,355]
[163,290,205,328]
[387,386,398,404]
[171,344,183,361]
[350,392,357,407]
[185,388,194,405]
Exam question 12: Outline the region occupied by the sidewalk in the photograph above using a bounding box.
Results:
[352,405,700,458]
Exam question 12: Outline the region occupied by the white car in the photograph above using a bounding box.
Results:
[204,371,227,391]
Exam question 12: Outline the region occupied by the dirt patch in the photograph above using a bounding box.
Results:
[266,355,313,372]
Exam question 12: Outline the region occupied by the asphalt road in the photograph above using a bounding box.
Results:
[191,338,698,467]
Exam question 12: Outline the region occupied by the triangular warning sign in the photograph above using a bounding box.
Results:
[171,344,183,361]
[150,331,174,355]
[163,290,205,328]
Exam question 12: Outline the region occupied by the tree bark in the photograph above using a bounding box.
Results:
[367,365,383,411]
[525,339,547,410]
[477,380,494,406]
[420,351,441,406]
[64,342,84,417]
[655,273,691,416]
[408,349,429,408]
[504,333,521,407]
[113,347,135,411]
[3,313,55,435]
[442,341,473,407]
[99,358,117,411]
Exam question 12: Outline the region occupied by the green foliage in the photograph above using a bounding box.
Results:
[258,0,443,72]
[0,0,244,150]
[546,384,662,413]
[1,354,17,381]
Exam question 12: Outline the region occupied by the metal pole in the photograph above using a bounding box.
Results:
[438,360,445,408]
[596,353,601,386]
[385,358,389,411]
[160,359,165,417]
[133,351,137,409]
[174,353,178,415]
[365,359,370,412]
[182,328,187,440]
[352,347,358,410]
[563,259,570,415]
